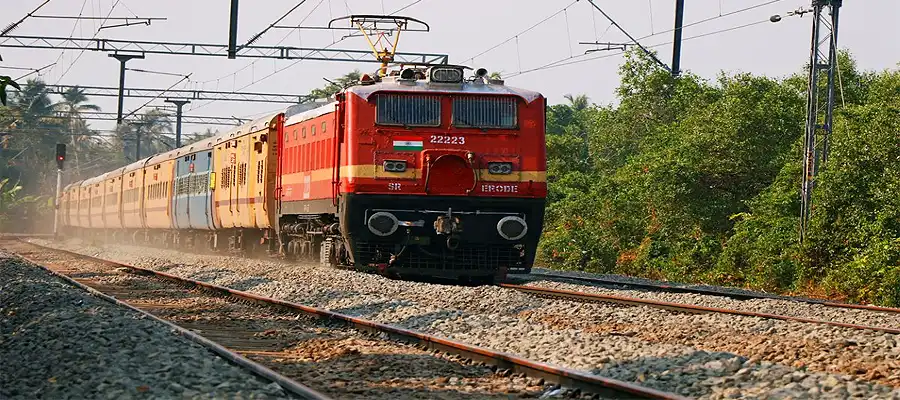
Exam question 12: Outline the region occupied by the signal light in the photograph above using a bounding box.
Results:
[55,143,66,170]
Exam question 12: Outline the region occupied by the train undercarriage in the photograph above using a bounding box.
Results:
[64,195,543,284]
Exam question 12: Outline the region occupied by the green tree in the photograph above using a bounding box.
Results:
[310,70,362,99]
[54,86,101,175]
[539,49,900,305]
[116,110,173,160]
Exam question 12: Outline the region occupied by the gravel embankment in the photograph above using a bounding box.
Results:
[525,267,900,329]
[30,239,900,399]
[11,241,553,399]
[0,252,292,400]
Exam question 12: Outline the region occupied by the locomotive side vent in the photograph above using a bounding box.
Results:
[452,96,518,129]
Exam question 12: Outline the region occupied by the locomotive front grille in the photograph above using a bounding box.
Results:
[355,241,523,274]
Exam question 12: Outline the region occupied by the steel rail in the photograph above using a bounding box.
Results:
[528,272,900,314]
[21,242,686,400]
[501,283,900,335]
[14,251,330,400]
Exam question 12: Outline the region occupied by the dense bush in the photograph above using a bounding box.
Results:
[540,50,900,305]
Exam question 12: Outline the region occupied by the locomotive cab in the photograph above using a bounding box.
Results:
[331,65,548,282]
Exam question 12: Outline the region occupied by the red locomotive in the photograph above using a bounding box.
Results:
[61,65,547,283]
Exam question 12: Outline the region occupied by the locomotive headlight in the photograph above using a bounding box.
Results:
[383,160,407,172]
[430,67,463,83]
[487,162,513,175]
[368,212,399,237]
[497,216,528,241]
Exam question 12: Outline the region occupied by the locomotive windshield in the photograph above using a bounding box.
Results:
[452,96,518,129]
[375,94,441,127]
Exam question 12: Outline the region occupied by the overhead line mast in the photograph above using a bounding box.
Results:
[799,0,842,242]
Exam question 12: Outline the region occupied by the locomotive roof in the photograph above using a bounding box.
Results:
[214,112,282,143]
[345,80,543,103]
[285,102,336,126]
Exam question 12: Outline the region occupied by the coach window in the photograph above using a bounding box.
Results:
[322,121,327,134]
[302,127,306,138]
[311,124,316,136]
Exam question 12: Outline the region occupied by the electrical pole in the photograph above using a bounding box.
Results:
[228,0,239,59]
[110,53,144,158]
[799,0,842,242]
[165,99,190,147]
[671,0,686,77]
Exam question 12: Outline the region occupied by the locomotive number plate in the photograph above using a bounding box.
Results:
[430,135,465,145]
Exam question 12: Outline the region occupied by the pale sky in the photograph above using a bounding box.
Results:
[2,0,898,135]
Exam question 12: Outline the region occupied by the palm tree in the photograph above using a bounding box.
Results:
[119,110,173,160]
[563,94,590,111]
[183,127,218,145]
[7,79,67,191]
[563,94,592,166]
[11,79,55,127]
[54,86,101,175]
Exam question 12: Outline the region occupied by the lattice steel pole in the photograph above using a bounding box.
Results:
[799,0,842,242]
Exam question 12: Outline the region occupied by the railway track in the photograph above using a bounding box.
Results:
[526,271,900,314]
[11,239,687,400]
[501,283,900,335]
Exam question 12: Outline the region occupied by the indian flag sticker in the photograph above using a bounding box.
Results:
[393,136,424,151]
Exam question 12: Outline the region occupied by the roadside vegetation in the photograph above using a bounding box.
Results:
[2,54,897,304]
[540,49,900,306]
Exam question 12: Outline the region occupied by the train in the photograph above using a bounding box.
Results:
[59,65,547,283]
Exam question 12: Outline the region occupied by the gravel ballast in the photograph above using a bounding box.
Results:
[29,239,900,399]
[0,252,294,400]
[523,267,900,329]
[9,241,557,399]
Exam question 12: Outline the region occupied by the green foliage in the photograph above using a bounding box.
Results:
[309,70,362,99]
[0,78,126,198]
[0,178,48,232]
[540,49,900,305]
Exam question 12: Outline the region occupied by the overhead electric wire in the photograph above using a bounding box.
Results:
[197,0,327,87]
[633,0,785,42]
[29,15,165,21]
[54,0,122,84]
[1,0,52,37]
[242,1,310,47]
[390,0,423,15]
[190,0,426,115]
[0,65,41,71]
[126,67,189,78]
[506,17,774,79]
[15,62,56,80]
[461,1,578,64]
[122,73,192,120]
[583,0,670,72]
